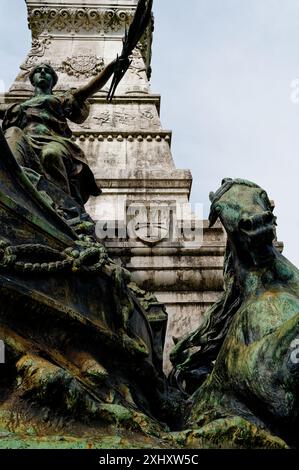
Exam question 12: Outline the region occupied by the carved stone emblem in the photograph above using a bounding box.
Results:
[134,222,169,245]
[59,55,105,78]
[128,202,173,246]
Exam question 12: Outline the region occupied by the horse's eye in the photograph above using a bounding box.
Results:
[260,191,269,202]
[215,204,222,214]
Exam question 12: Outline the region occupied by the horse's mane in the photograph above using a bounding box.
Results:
[174,242,242,377]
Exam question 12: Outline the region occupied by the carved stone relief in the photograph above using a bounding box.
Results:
[26,7,153,79]
[128,49,147,81]
[27,7,135,38]
[78,105,160,132]
[58,55,105,78]
[127,201,176,246]
[16,37,52,82]
[92,111,110,127]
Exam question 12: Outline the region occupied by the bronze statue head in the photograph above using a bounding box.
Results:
[29,63,58,90]
[209,178,277,266]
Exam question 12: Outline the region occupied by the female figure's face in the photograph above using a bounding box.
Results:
[32,65,54,91]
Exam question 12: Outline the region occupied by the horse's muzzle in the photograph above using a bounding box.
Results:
[238,211,276,242]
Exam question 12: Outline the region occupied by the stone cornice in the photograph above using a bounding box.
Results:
[71,130,172,144]
[26,1,138,6]
[27,6,135,38]
[104,244,226,257]
[0,94,161,115]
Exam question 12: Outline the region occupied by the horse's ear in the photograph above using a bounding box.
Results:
[209,205,219,227]
[221,177,233,185]
[270,199,275,212]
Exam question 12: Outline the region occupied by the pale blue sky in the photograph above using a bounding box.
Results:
[0,0,299,267]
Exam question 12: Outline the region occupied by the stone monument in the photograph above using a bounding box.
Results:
[2,0,226,369]
[0,1,297,450]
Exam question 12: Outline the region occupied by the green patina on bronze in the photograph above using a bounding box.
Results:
[1,86,298,450]
[171,178,299,448]
[2,62,109,206]
[0,47,182,445]
[0,1,188,449]
[1,104,299,451]
[0,11,298,445]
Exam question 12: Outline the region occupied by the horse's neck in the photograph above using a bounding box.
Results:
[233,248,299,297]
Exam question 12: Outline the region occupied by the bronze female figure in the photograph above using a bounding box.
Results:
[2,59,123,205]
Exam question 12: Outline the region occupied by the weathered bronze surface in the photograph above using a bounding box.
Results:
[2,61,117,206]
[0,17,298,444]
[0,4,183,446]
[171,178,299,448]
[0,126,184,448]
[0,131,296,447]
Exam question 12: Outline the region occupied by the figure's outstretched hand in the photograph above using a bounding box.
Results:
[107,55,132,101]
[115,55,131,72]
[73,58,121,103]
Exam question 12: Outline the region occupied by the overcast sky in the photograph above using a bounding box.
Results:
[0,0,299,267]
